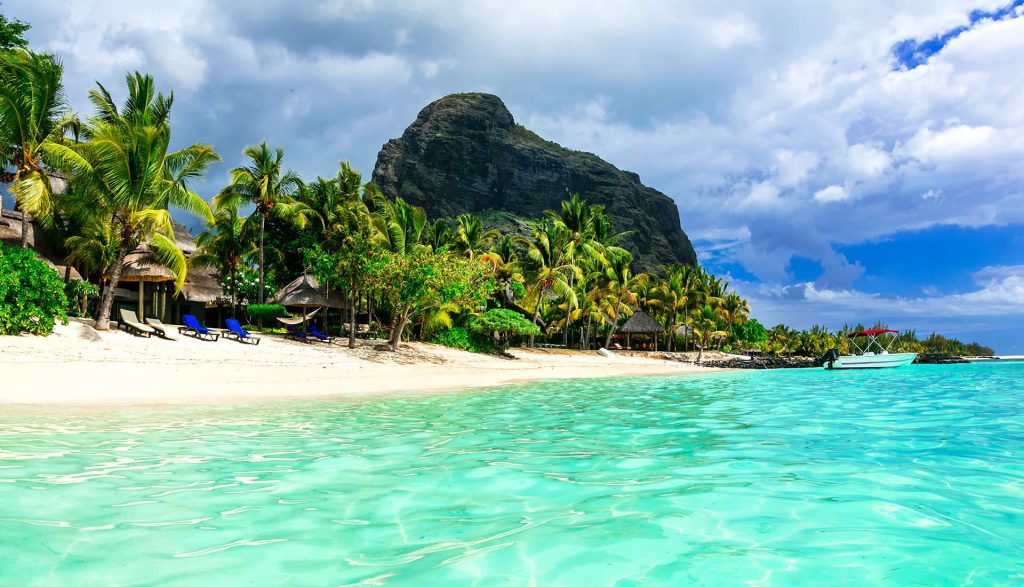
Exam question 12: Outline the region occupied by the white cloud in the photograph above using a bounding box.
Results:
[903,123,995,163]
[814,185,848,203]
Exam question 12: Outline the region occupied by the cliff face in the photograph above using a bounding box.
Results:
[372,93,697,271]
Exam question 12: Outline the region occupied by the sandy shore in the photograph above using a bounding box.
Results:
[0,319,720,406]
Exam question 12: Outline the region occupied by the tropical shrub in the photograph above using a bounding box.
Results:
[731,318,768,348]
[429,326,497,354]
[246,304,288,325]
[0,243,68,335]
[65,279,99,317]
[468,308,541,352]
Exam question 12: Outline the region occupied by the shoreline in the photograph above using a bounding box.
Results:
[0,319,723,407]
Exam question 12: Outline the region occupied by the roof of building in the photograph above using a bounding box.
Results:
[619,309,663,334]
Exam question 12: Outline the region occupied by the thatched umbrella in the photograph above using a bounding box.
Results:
[270,273,346,331]
[104,246,176,322]
[619,309,663,349]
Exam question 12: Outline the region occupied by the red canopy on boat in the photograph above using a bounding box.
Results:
[848,328,900,338]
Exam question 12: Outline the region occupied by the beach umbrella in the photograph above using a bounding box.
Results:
[103,246,176,322]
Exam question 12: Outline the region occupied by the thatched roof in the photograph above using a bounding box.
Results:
[271,273,348,309]
[106,245,176,283]
[180,264,222,303]
[1,210,81,281]
[619,309,662,334]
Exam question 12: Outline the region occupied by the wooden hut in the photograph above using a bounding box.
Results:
[619,309,663,350]
[271,273,349,332]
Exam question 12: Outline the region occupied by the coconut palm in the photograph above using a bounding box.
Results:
[214,141,303,303]
[453,213,498,259]
[687,304,727,362]
[371,196,428,255]
[590,248,648,348]
[72,72,218,330]
[192,205,251,317]
[523,218,575,345]
[0,50,80,246]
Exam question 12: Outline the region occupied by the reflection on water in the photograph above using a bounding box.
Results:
[1,364,1023,585]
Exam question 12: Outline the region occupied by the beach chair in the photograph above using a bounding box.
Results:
[118,309,154,338]
[179,314,220,341]
[308,326,335,343]
[285,324,316,343]
[145,318,176,340]
[224,319,260,345]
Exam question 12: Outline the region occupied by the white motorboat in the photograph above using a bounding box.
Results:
[823,328,917,370]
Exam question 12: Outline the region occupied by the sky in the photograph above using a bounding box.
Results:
[7,0,1024,352]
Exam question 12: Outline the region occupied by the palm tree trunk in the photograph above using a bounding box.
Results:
[20,212,29,248]
[348,289,357,349]
[229,267,237,318]
[95,240,132,330]
[530,301,542,347]
[258,213,266,304]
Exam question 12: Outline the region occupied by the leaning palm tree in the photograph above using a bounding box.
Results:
[214,141,303,303]
[72,72,218,330]
[0,50,79,246]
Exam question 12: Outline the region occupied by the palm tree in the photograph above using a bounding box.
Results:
[523,218,574,345]
[71,72,218,330]
[214,141,303,303]
[424,218,454,252]
[590,249,648,349]
[371,196,428,255]
[192,205,250,317]
[453,213,498,258]
[0,50,79,247]
[687,304,727,362]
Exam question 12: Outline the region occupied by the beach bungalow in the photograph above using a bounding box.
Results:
[618,309,663,350]
[1,207,228,327]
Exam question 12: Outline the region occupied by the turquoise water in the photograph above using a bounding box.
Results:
[2,363,1023,585]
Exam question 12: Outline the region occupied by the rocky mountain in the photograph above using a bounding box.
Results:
[372,93,697,271]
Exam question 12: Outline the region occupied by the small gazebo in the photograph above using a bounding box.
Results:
[619,309,663,350]
[271,273,348,331]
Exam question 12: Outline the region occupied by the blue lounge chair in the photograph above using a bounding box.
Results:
[224,319,260,345]
[179,314,219,341]
[308,326,335,343]
[286,324,315,343]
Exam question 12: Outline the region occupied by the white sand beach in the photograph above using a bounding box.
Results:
[0,319,719,406]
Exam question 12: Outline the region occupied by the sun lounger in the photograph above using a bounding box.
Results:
[179,314,220,341]
[145,318,176,340]
[286,325,315,343]
[224,319,260,345]
[308,326,335,343]
[118,309,154,338]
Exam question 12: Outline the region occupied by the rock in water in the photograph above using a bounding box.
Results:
[372,93,697,271]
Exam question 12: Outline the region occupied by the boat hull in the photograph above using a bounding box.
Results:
[826,353,918,370]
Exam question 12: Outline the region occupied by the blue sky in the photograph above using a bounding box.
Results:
[7,1,1024,352]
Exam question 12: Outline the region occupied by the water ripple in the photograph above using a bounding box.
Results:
[1,363,1022,585]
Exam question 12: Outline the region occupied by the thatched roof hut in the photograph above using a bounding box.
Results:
[619,309,662,334]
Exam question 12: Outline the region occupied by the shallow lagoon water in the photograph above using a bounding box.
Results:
[2,362,1023,585]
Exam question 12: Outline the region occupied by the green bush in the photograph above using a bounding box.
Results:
[430,326,497,354]
[246,304,288,324]
[0,243,68,335]
[468,308,540,352]
[66,279,99,318]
